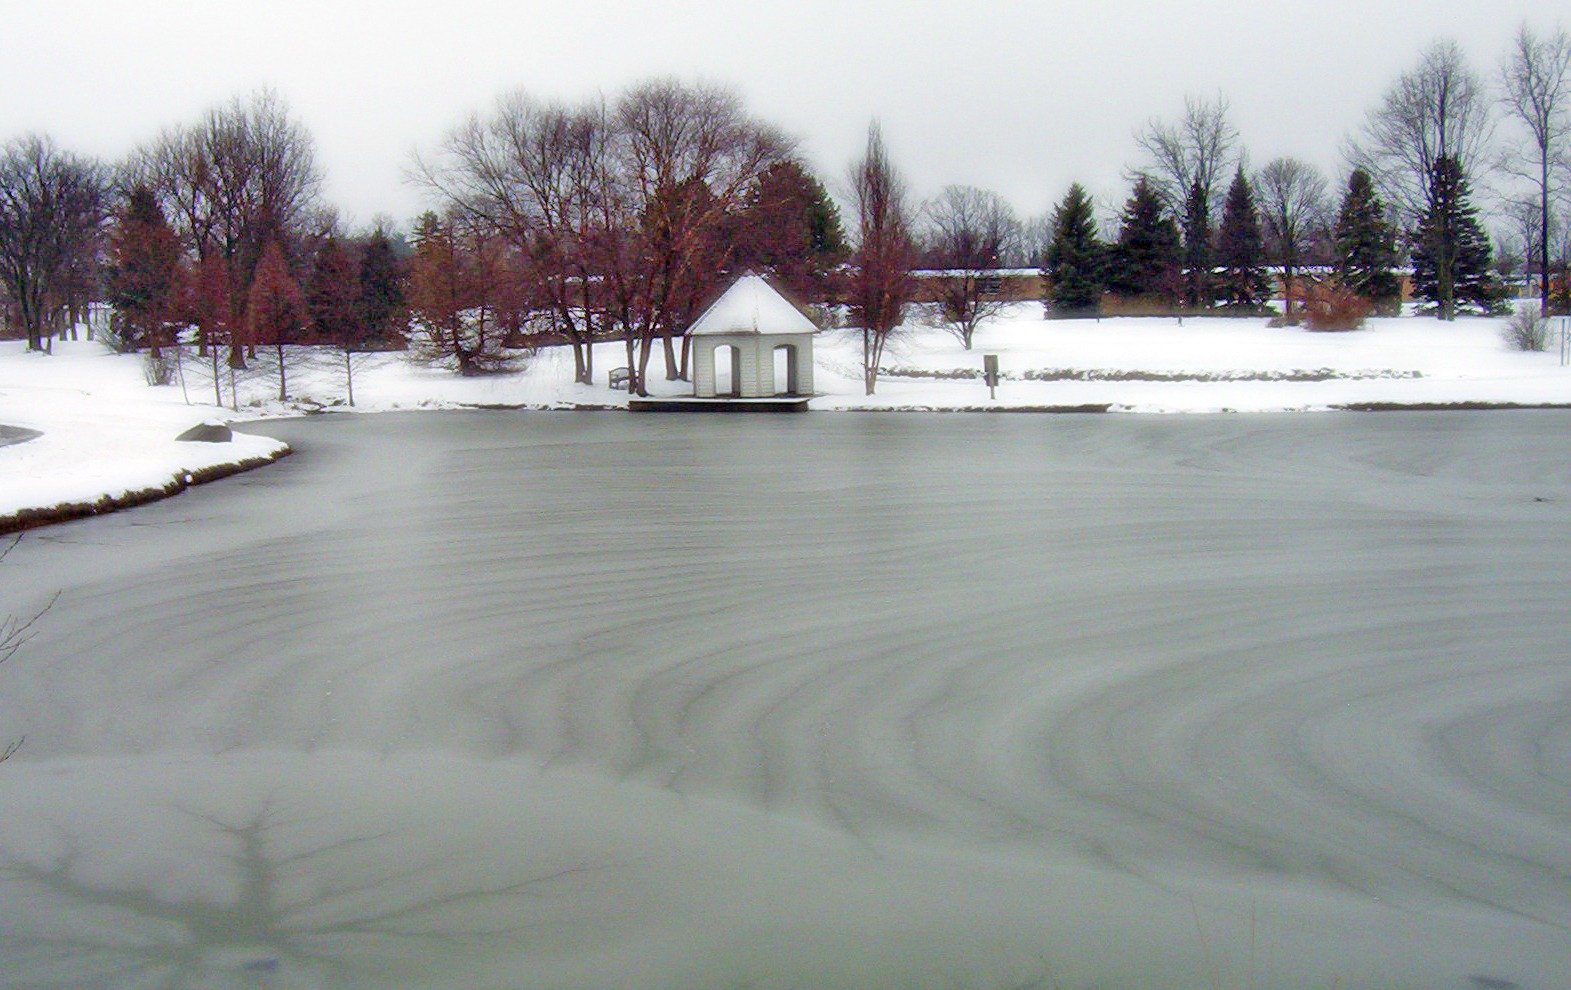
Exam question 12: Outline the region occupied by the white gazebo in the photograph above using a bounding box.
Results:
[688,274,816,399]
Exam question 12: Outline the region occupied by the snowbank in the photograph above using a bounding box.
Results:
[0,342,290,532]
[2,308,1567,529]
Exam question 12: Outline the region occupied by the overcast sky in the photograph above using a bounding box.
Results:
[0,1,1554,231]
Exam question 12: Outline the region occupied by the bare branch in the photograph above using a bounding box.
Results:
[1348,39,1495,224]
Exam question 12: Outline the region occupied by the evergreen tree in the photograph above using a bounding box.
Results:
[1333,168,1401,314]
[1043,183,1103,316]
[731,159,847,300]
[1106,175,1181,304]
[1410,155,1502,319]
[1213,167,1269,311]
[306,236,361,345]
[106,184,184,354]
[357,226,406,344]
[1180,178,1213,309]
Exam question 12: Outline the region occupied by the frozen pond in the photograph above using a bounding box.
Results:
[1,410,1569,989]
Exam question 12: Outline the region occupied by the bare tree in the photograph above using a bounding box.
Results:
[130,89,323,365]
[406,209,518,376]
[419,81,788,395]
[1135,94,1240,217]
[1257,158,1330,322]
[848,123,916,395]
[418,93,610,385]
[919,185,1021,349]
[1349,39,1495,226]
[1500,23,1571,311]
[0,135,108,351]
[1136,95,1239,310]
[614,79,790,392]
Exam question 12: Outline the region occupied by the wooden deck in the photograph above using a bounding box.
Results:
[628,395,812,413]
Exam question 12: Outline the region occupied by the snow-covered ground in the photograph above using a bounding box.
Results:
[2,306,1568,527]
[0,343,289,530]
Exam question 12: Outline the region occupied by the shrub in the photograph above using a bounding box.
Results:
[1302,282,1372,332]
[142,348,178,386]
[1502,303,1550,352]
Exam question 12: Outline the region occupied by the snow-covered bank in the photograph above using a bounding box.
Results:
[2,308,1567,529]
[809,307,1571,412]
[0,342,290,533]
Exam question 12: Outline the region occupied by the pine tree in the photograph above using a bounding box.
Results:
[732,159,847,300]
[1213,167,1269,312]
[357,226,406,344]
[1181,178,1213,310]
[1043,183,1104,316]
[1333,168,1401,314]
[1411,156,1502,320]
[306,236,361,345]
[106,184,184,355]
[1106,176,1181,305]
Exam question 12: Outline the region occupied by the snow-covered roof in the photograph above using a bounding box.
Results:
[687,274,817,336]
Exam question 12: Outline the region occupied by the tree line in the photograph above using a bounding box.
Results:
[0,25,1566,397]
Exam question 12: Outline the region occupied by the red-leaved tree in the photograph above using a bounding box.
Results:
[848,123,916,395]
[246,239,308,400]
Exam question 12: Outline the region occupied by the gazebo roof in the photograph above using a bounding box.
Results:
[687,274,817,336]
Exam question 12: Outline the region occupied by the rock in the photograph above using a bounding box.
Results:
[175,422,232,443]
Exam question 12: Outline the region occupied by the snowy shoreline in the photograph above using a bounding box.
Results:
[3,307,1568,532]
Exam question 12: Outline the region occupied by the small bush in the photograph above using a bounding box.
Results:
[1302,283,1372,332]
[1502,303,1550,352]
[142,349,178,386]
[97,313,134,354]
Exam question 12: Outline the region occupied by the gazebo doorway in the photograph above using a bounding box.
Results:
[714,343,742,398]
[772,343,800,396]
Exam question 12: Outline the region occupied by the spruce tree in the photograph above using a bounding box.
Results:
[1214,167,1269,312]
[1181,178,1213,310]
[1411,156,1502,320]
[732,159,847,300]
[1106,176,1181,305]
[357,226,406,344]
[306,236,361,346]
[1043,182,1103,316]
[1333,168,1400,314]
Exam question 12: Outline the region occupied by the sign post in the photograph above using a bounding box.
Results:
[983,354,999,400]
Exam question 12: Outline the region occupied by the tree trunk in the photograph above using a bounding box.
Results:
[1438,244,1456,322]
[345,350,355,407]
[1541,154,1551,313]
[637,332,656,396]
[571,341,587,385]
[862,326,876,395]
[662,331,679,380]
[276,343,288,401]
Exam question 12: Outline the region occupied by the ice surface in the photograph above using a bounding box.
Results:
[0,411,1568,989]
